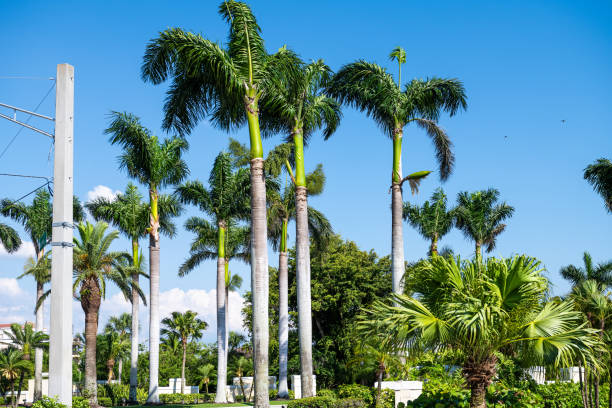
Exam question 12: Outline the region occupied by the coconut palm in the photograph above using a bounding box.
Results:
[0,223,21,253]
[328,46,467,295]
[259,57,340,396]
[105,111,187,403]
[0,349,31,408]
[73,221,144,404]
[360,255,602,408]
[176,151,249,402]
[560,251,612,288]
[87,183,180,401]
[454,189,514,263]
[0,323,48,404]
[161,311,208,394]
[584,158,612,213]
[141,4,297,404]
[104,313,132,384]
[0,190,83,401]
[403,188,455,256]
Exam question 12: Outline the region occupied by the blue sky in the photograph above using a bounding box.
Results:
[1,1,611,342]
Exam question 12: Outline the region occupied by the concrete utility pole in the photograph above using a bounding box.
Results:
[48,63,74,407]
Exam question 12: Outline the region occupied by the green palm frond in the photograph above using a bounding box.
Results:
[584,158,612,213]
[0,223,21,253]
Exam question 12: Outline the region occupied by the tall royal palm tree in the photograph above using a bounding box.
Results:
[1,190,83,401]
[141,3,297,404]
[584,158,612,213]
[260,57,340,397]
[328,46,467,295]
[87,183,179,401]
[360,255,602,408]
[560,251,612,288]
[104,313,132,384]
[105,112,187,403]
[403,188,455,256]
[0,223,21,252]
[454,189,514,263]
[176,151,249,402]
[73,221,144,405]
[0,349,31,408]
[0,323,48,404]
[161,311,208,394]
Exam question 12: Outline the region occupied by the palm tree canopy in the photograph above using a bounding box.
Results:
[0,323,48,358]
[19,253,52,291]
[161,310,208,344]
[560,251,612,288]
[454,188,515,252]
[0,223,21,253]
[584,157,612,213]
[360,255,601,369]
[327,60,466,180]
[0,348,31,381]
[105,313,132,337]
[105,112,189,190]
[403,188,454,242]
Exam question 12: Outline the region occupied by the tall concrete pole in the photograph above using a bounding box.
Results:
[49,63,74,407]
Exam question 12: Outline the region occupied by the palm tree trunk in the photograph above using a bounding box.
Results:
[130,239,139,402]
[215,223,227,403]
[10,381,15,408]
[249,153,270,408]
[34,279,44,402]
[15,370,25,406]
[107,359,115,382]
[475,242,482,264]
[579,362,588,408]
[430,234,438,256]
[147,188,161,404]
[181,340,187,395]
[391,130,405,294]
[82,282,101,405]
[278,232,289,398]
[375,368,383,407]
[117,359,123,384]
[469,382,487,408]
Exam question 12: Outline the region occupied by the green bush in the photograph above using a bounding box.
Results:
[376,389,394,408]
[487,384,544,408]
[289,390,296,399]
[335,398,366,408]
[159,393,203,404]
[537,383,583,408]
[270,389,279,400]
[32,396,67,408]
[318,389,337,399]
[337,385,374,407]
[97,397,113,407]
[397,403,405,408]
[287,396,337,408]
[71,397,89,408]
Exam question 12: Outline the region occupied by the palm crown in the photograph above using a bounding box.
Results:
[0,223,21,253]
[560,251,612,288]
[584,157,612,213]
[161,310,208,346]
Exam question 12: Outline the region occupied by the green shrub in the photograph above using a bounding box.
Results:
[289,390,296,399]
[337,385,374,407]
[136,387,148,405]
[397,403,405,408]
[270,389,279,400]
[487,384,544,408]
[287,396,337,408]
[0,397,4,405]
[235,394,246,402]
[335,398,366,408]
[200,393,214,402]
[537,383,583,408]
[32,396,66,408]
[71,397,89,408]
[318,389,337,399]
[97,397,113,407]
[376,389,394,408]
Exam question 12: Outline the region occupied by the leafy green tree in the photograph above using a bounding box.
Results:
[105,111,186,403]
[104,313,132,384]
[161,311,208,394]
[584,158,612,213]
[328,46,466,295]
[73,221,144,404]
[403,188,455,256]
[0,349,31,408]
[0,223,20,253]
[198,364,216,394]
[360,255,602,408]
[561,251,612,288]
[0,323,48,404]
[141,3,298,404]
[454,189,514,263]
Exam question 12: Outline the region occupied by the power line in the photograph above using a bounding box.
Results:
[0,76,55,80]
[11,180,53,204]
[0,173,51,181]
[0,81,56,160]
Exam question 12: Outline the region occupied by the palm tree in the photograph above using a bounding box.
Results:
[403,188,455,256]
[260,57,340,397]
[73,221,144,404]
[141,4,297,404]
[105,111,187,403]
[360,255,602,408]
[161,333,181,354]
[328,46,467,295]
[0,349,31,408]
[161,311,208,394]
[561,252,612,288]
[0,223,21,253]
[454,189,514,263]
[101,330,129,383]
[198,364,216,394]
[87,183,180,401]
[0,323,48,404]
[584,158,612,213]
[230,356,253,402]
[176,151,249,402]
[104,313,132,384]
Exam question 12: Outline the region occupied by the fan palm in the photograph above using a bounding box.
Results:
[161,311,208,394]
[0,223,21,253]
[328,46,466,294]
[359,255,602,408]
[584,158,612,213]
[560,251,612,288]
[104,313,132,384]
[403,188,455,256]
[1,190,83,401]
[0,349,31,408]
[0,323,48,404]
[73,221,145,404]
[105,111,186,403]
[230,356,253,402]
[198,364,216,394]
[141,4,297,404]
[454,189,514,263]
[87,182,180,401]
[176,151,249,402]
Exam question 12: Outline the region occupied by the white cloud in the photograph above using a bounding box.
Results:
[87,185,121,202]
[0,241,35,258]
[0,278,25,297]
